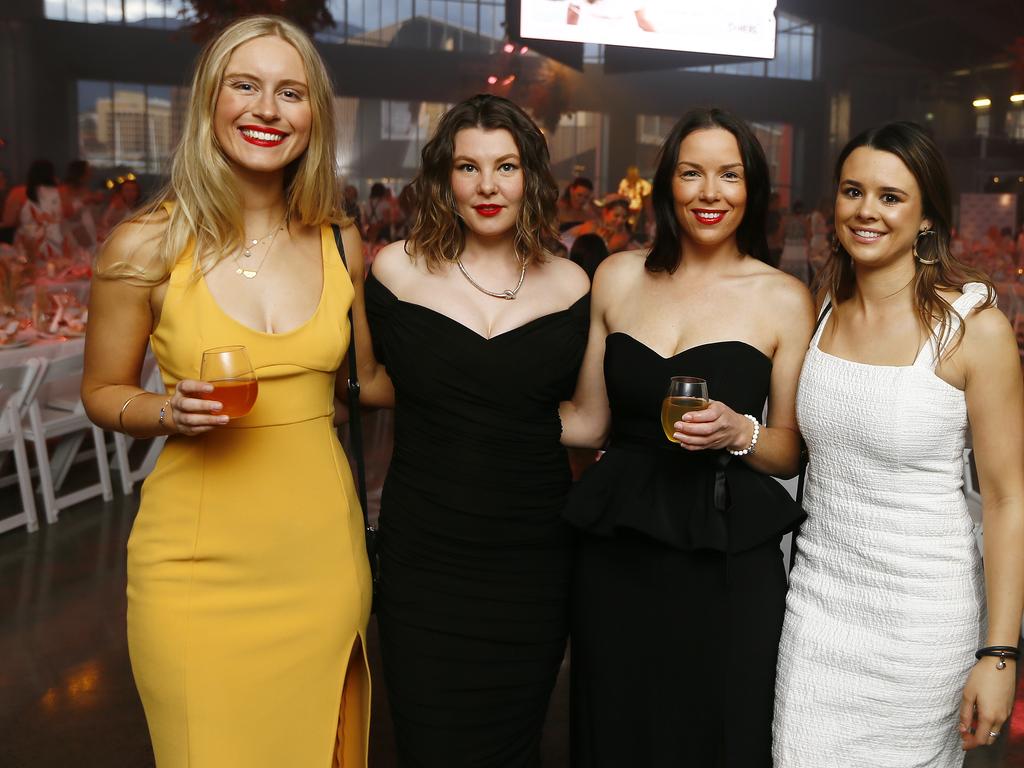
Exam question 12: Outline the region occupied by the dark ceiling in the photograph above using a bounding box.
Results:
[779,0,1024,74]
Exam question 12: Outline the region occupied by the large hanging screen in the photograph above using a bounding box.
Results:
[518,0,777,59]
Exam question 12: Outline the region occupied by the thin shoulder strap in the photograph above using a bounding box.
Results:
[332,224,370,530]
[913,282,994,369]
[809,296,833,348]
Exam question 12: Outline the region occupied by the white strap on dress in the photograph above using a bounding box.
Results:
[913,282,994,370]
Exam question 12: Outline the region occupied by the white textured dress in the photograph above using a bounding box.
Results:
[773,284,989,768]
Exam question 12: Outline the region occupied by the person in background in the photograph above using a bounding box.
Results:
[341,183,363,236]
[571,193,632,253]
[366,93,589,767]
[16,158,66,260]
[81,15,381,765]
[774,121,1024,767]
[60,159,101,248]
[98,173,142,239]
[560,106,812,768]
[557,176,599,232]
[807,196,832,283]
[362,181,394,244]
[389,183,416,242]
[617,164,653,235]
[779,199,811,283]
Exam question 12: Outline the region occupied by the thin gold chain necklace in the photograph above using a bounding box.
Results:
[455,255,527,300]
[234,223,284,279]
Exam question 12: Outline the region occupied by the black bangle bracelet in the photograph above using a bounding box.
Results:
[975,646,1020,670]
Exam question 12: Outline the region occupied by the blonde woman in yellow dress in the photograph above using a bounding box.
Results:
[81,16,387,767]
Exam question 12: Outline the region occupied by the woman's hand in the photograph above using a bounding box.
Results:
[167,379,229,436]
[673,400,753,452]
[959,658,1016,750]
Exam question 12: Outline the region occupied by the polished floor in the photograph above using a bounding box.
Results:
[0,476,1018,767]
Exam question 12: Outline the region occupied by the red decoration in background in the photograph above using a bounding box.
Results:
[183,0,334,41]
[1010,36,1024,91]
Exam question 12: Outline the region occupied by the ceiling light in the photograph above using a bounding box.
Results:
[972,98,992,108]
[1011,94,1024,103]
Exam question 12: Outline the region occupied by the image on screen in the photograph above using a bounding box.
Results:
[518,0,777,59]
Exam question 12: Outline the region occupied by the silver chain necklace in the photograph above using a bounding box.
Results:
[455,255,527,300]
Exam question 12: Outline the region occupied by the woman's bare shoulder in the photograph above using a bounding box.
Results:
[95,208,169,273]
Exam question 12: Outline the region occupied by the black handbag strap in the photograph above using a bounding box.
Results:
[332,224,371,531]
[789,299,832,573]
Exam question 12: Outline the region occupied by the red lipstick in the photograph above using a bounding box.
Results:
[473,204,503,217]
[238,125,288,147]
[692,209,726,226]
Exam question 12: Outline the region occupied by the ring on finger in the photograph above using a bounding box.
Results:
[988,731,1001,739]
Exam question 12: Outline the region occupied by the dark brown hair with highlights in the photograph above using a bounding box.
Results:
[817,121,994,359]
[407,94,559,270]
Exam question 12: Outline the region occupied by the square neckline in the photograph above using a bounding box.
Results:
[810,302,968,394]
[197,225,332,338]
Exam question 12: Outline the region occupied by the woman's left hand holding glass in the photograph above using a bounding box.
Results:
[673,401,754,452]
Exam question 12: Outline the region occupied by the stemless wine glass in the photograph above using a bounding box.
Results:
[660,376,709,443]
[199,345,258,418]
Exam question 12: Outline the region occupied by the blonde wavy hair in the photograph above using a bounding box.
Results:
[407,94,559,270]
[102,14,343,282]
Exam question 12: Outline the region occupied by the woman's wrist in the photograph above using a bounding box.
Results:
[728,414,760,456]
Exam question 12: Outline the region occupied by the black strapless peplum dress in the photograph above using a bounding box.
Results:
[366,275,588,768]
[565,333,804,768]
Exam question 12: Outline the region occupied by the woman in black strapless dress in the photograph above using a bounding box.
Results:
[366,94,589,767]
[559,108,815,767]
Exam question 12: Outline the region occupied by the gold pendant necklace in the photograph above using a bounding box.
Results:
[235,222,284,279]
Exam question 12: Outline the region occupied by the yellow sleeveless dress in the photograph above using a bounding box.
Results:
[127,224,372,767]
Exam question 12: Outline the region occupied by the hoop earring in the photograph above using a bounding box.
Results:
[913,229,938,264]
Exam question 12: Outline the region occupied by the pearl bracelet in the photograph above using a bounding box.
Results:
[728,414,760,456]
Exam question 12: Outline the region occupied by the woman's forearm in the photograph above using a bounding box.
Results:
[981,498,1024,646]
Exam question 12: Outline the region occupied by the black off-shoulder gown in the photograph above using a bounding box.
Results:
[565,334,805,768]
[366,275,588,768]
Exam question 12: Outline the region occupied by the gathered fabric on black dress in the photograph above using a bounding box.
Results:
[565,334,805,768]
[366,275,588,768]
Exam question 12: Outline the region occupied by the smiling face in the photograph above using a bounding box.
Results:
[213,35,312,175]
[835,146,931,270]
[450,127,524,239]
[671,128,747,249]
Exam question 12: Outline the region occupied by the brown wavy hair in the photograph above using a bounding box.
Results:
[817,121,994,359]
[407,94,559,270]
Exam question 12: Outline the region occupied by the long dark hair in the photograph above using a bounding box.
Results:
[818,121,994,358]
[408,94,559,270]
[647,107,770,273]
[26,159,57,204]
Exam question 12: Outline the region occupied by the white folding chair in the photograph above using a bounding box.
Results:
[0,358,45,534]
[22,352,113,524]
[111,353,167,495]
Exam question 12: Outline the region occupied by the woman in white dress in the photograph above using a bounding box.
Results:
[16,159,66,260]
[774,121,1024,767]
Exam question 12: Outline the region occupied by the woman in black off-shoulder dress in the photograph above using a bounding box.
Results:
[366,94,590,768]
[560,108,814,767]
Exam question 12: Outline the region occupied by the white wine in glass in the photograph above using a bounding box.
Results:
[661,376,709,443]
[199,345,258,418]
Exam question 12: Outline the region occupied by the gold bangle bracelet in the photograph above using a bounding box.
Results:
[118,392,148,433]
